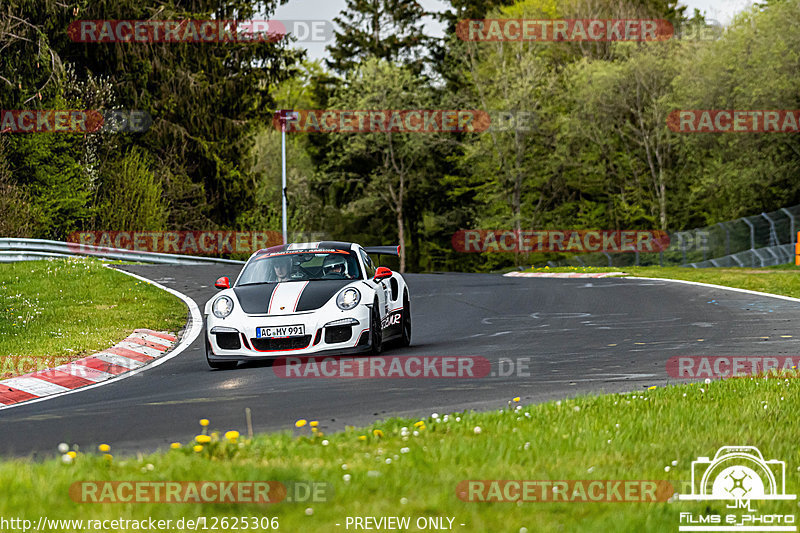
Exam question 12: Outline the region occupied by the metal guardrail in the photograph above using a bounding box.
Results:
[537,204,800,268]
[0,238,245,265]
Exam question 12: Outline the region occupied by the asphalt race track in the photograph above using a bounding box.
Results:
[1,265,799,457]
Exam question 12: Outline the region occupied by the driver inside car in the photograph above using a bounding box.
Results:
[272,256,292,282]
[322,254,350,279]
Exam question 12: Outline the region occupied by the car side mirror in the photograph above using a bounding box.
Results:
[373,267,392,282]
[214,276,230,289]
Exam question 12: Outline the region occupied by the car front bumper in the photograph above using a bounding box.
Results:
[205,307,372,362]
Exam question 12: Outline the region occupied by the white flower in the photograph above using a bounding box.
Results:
[385,458,392,464]
[400,497,408,505]
[587,466,594,473]
[322,440,329,446]
[431,413,439,419]
[704,378,711,384]
[367,471,380,477]
[305,508,313,516]
[413,431,419,437]
[665,466,670,472]
[401,447,410,454]
[455,417,461,422]
[343,474,351,482]
[57,443,69,454]
[520,528,529,533]
[61,454,72,464]
[146,463,154,471]
[671,460,678,466]
[341,464,348,470]
[573,406,580,412]
[523,442,530,450]
[473,426,482,434]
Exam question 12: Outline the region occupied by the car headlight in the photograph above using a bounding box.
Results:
[212,296,234,318]
[336,288,361,310]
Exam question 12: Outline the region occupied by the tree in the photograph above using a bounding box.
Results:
[326,0,432,75]
[324,59,435,271]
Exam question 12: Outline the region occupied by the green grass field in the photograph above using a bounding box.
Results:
[1,378,798,532]
[1,262,799,531]
[0,258,187,378]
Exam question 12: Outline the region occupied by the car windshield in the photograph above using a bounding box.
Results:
[236,249,362,285]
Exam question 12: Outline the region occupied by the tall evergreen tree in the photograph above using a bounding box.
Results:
[326,0,432,75]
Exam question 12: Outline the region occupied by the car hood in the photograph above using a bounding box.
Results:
[233,280,354,315]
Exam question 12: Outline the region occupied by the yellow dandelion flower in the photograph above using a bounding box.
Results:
[373,429,384,438]
[199,419,210,427]
[358,435,367,441]
[413,421,425,428]
[211,432,219,440]
[310,421,319,427]
[513,397,520,402]
[196,435,211,444]
[225,431,239,441]
[193,445,203,453]
[67,451,77,459]
[648,385,657,390]
[170,442,181,449]
[98,444,111,453]
[103,454,113,462]
[295,419,308,428]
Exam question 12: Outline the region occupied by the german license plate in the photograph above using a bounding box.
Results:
[256,325,305,338]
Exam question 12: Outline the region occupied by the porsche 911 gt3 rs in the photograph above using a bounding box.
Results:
[203,242,411,369]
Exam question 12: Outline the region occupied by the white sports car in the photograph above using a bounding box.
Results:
[203,241,411,369]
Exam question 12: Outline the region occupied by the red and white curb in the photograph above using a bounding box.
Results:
[504,271,625,278]
[0,329,177,406]
[0,266,202,410]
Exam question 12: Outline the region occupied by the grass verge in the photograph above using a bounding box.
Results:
[0,264,798,531]
[1,378,798,532]
[0,258,187,378]
[523,264,800,298]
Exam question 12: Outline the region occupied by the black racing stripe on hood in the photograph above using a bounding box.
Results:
[233,284,277,314]
[296,280,352,311]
